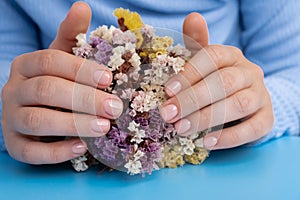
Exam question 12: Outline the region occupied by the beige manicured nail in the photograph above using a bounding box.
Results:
[176,119,191,135]
[94,70,111,85]
[104,99,123,117]
[165,81,182,96]
[90,118,110,134]
[72,142,87,154]
[204,137,218,148]
[160,104,178,121]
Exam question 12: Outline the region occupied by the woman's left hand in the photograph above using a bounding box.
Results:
[159,13,274,150]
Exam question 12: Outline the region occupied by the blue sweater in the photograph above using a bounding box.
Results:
[1,0,300,151]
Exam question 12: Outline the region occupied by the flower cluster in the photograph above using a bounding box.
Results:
[71,8,209,175]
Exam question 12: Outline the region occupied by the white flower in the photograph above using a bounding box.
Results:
[75,33,89,47]
[124,42,136,52]
[128,120,140,132]
[134,150,145,161]
[120,88,135,100]
[167,56,185,74]
[168,44,191,59]
[194,138,204,148]
[129,52,141,70]
[178,137,195,156]
[124,159,142,175]
[129,71,140,81]
[115,73,128,85]
[129,109,137,117]
[108,46,125,71]
[131,129,146,144]
[128,121,146,144]
[90,25,116,43]
[71,156,89,172]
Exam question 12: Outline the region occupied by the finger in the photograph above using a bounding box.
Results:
[7,134,87,164]
[175,88,263,136]
[160,66,253,123]
[203,106,274,150]
[17,76,123,118]
[49,1,92,52]
[12,50,112,89]
[183,12,209,55]
[165,45,244,97]
[13,107,110,137]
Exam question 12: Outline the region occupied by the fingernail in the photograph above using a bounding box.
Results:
[160,104,178,121]
[166,81,182,96]
[104,99,123,117]
[90,118,110,134]
[94,70,111,85]
[176,119,191,135]
[204,137,218,148]
[72,142,87,154]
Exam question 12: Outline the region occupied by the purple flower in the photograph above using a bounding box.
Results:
[94,40,113,65]
[90,36,105,47]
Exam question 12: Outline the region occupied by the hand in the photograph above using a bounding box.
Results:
[160,13,274,149]
[1,2,123,164]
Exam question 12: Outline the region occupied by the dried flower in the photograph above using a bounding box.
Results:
[72,8,208,176]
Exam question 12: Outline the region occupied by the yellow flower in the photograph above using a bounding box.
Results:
[114,8,143,30]
[114,8,144,47]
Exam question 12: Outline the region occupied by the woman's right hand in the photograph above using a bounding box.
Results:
[1,2,123,164]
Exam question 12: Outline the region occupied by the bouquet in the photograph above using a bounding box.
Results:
[71,8,209,175]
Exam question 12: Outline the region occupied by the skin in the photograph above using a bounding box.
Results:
[2,2,123,164]
[1,2,275,165]
[160,13,274,150]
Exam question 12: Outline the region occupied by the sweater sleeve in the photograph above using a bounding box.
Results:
[240,0,300,144]
[0,0,41,151]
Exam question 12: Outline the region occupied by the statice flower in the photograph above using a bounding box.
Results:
[90,25,117,44]
[112,29,137,45]
[71,156,89,172]
[71,8,209,176]
[94,39,113,65]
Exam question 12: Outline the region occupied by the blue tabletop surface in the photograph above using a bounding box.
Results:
[0,136,299,200]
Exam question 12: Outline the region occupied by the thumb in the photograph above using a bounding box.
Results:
[50,2,92,52]
[183,12,209,56]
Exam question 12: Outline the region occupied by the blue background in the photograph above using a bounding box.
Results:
[0,136,299,200]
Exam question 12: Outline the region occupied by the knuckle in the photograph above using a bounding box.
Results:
[230,46,243,56]
[23,109,42,133]
[233,92,251,115]
[182,89,199,111]
[70,57,83,79]
[37,50,56,74]
[229,130,241,145]
[253,65,264,79]
[205,45,224,65]
[10,55,22,74]
[1,83,11,103]
[199,109,211,129]
[34,77,55,104]
[219,69,236,94]
[78,91,95,113]
[248,119,262,138]
[21,142,33,163]
[48,147,61,164]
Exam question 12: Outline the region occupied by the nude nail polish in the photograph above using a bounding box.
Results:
[176,119,191,135]
[72,142,87,154]
[204,137,218,148]
[160,104,178,121]
[165,81,182,96]
[94,70,111,85]
[90,118,109,134]
[104,99,123,117]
